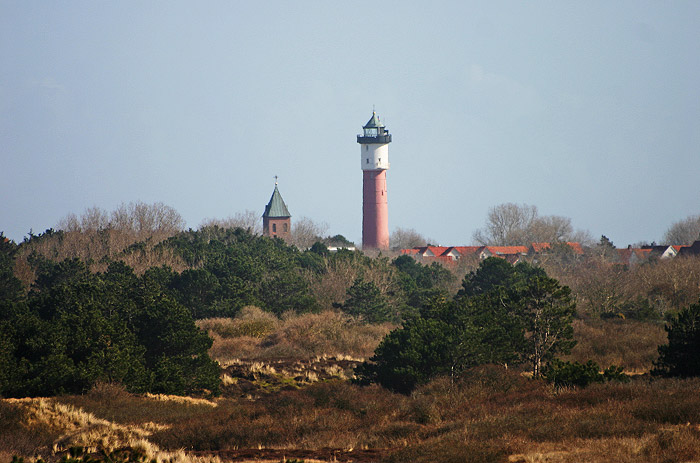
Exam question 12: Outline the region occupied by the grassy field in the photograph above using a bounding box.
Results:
[3,369,700,463]
[2,313,696,463]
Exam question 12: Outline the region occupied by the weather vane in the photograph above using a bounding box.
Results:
[274,175,278,185]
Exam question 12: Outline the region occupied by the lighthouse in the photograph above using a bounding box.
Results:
[357,111,392,250]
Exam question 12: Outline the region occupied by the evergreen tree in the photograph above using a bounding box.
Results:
[339,278,393,323]
[653,299,700,378]
[356,258,577,392]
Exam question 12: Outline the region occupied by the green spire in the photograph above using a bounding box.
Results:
[363,111,384,129]
[262,184,291,218]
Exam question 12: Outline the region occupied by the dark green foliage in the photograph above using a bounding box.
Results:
[0,234,24,304]
[392,255,454,317]
[355,316,457,393]
[337,278,393,323]
[0,258,220,397]
[357,258,577,392]
[653,299,700,377]
[161,227,317,316]
[457,256,525,298]
[392,255,454,291]
[544,359,629,388]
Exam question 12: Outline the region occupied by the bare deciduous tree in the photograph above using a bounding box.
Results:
[663,214,700,245]
[111,201,185,236]
[200,210,262,235]
[473,202,589,246]
[530,215,573,243]
[472,203,538,245]
[290,216,329,249]
[389,227,431,250]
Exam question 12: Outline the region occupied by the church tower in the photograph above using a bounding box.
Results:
[357,111,391,250]
[262,179,291,240]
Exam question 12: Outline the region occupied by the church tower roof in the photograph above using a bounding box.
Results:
[262,184,291,218]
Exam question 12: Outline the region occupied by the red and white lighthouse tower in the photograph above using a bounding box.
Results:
[357,111,392,250]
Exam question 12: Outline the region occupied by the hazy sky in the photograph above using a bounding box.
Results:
[1,1,698,246]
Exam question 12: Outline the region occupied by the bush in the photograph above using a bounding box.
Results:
[198,307,279,339]
[653,298,700,378]
[544,359,628,388]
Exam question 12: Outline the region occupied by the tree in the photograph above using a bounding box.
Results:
[591,235,618,261]
[472,202,588,246]
[393,255,454,291]
[663,214,700,245]
[337,278,393,323]
[324,234,355,248]
[58,201,185,237]
[0,258,220,397]
[390,227,430,250]
[354,316,464,394]
[356,258,577,392]
[473,203,538,245]
[290,216,329,249]
[653,299,700,378]
[0,234,24,304]
[199,210,262,235]
[516,274,577,376]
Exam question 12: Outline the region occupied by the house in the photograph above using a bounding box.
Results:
[527,242,584,256]
[442,246,485,260]
[678,241,700,257]
[483,246,528,262]
[409,246,451,258]
[641,244,686,259]
[617,247,652,266]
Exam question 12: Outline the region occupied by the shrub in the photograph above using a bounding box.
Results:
[653,298,700,378]
[544,359,628,388]
[198,307,279,339]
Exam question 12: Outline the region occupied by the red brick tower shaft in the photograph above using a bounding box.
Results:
[363,170,389,249]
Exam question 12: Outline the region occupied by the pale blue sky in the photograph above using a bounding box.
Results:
[1,1,698,246]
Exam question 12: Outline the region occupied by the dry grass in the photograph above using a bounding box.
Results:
[2,391,220,463]
[5,369,700,463]
[199,310,394,363]
[567,319,666,373]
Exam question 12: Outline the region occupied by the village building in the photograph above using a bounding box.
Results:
[678,241,700,257]
[262,180,291,241]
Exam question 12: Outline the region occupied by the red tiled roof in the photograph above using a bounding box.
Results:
[442,246,482,258]
[566,242,584,255]
[530,242,551,252]
[485,246,528,255]
[400,249,420,255]
[425,246,450,257]
[529,242,584,255]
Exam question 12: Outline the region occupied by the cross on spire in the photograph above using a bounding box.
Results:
[274,175,278,185]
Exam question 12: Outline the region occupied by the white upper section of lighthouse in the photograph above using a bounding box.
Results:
[357,111,392,171]
[361,143,389,170]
